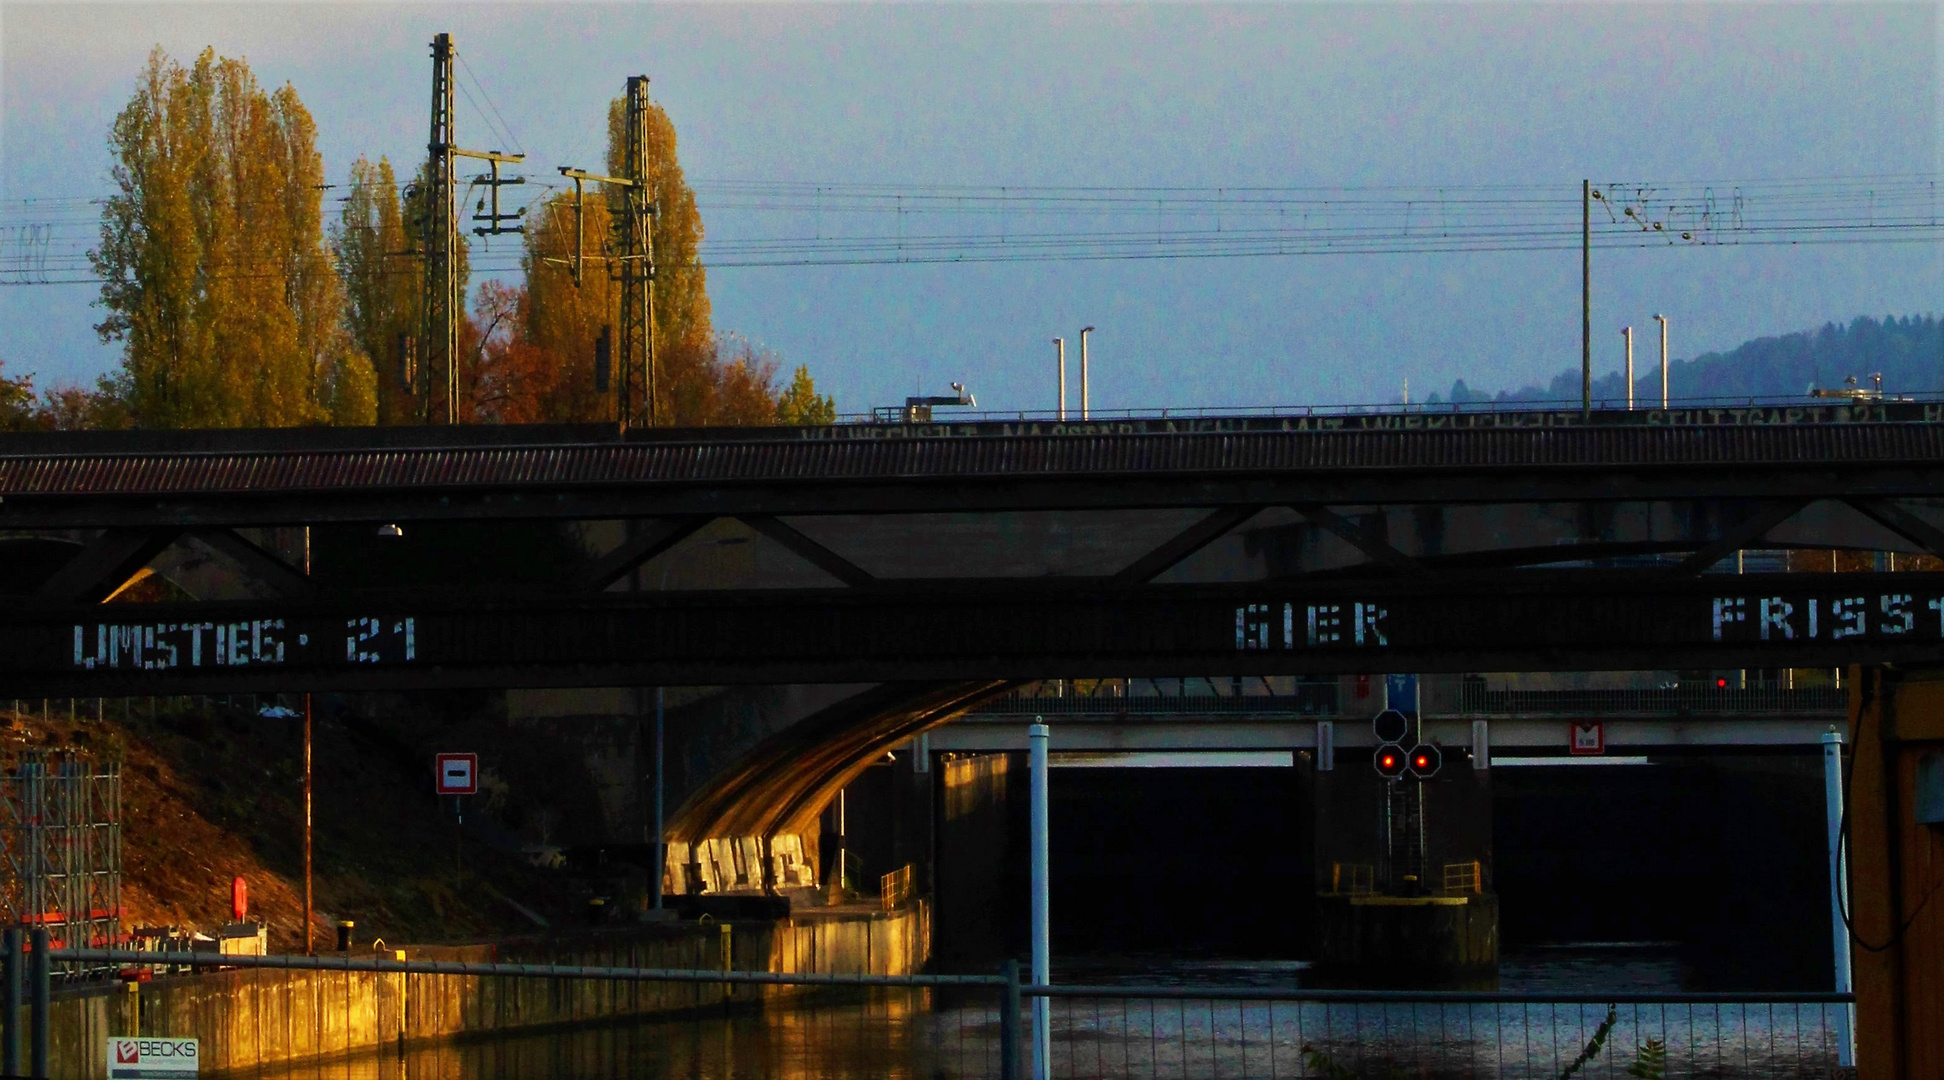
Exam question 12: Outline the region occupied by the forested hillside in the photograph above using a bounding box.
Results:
[1434,315,1944,406]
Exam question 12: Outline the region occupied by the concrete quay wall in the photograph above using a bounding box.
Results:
[35,903,930,1078]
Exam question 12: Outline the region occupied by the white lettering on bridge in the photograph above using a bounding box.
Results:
[71,616,417,671]
[1235,602,1389,651]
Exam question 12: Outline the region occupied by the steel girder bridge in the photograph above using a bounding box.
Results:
[2,406,1943,695]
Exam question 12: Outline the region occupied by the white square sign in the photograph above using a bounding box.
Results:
[436,753,477,795]
[108,1037,198,1077]
[1570,722,1605,756]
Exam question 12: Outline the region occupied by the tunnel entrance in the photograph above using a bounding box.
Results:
[1047,756,1310,958]
[931,752,1312,967]
[1491,751,1833,989]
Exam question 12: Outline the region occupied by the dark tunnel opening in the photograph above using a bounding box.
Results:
[1490,752,1835,989]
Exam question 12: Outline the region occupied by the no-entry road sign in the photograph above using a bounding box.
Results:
[435,752,477,795]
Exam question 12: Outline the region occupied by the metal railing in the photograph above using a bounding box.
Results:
[7,943,1854,1080]
[1453,684,1846,718]
[972,682,1845,722]
[973,683,1340,718]
[832,388,1944,427]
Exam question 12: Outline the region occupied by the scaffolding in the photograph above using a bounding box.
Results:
[0,751,121,966]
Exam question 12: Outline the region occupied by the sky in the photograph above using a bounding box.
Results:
[2,2,1940,416]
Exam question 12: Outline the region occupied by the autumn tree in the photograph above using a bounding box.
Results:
[92,47,374,428]
[333,156,419,423]
[499,85,837,426]
[0,361,36,431]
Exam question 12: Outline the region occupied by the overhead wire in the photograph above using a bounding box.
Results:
[454,50,523,157]
[7,173,1944,283]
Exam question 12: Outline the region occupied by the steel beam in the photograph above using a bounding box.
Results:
[33,528,179,604]
[8,571,1944,693]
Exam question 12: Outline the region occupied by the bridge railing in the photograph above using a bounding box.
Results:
[832,387,1944,426]
[971,682,1341,718]
[969,681,1845,721]
[1451,683,1847,718]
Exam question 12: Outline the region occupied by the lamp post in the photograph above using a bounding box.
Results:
[1623,326,1634,411]
[1053,338,1066,420]
[1654,314,1669,408]
[1079,327,1094,420]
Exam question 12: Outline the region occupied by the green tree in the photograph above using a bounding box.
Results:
[91,47,372,428]
[0,361,38,431]
[776,365,837,425]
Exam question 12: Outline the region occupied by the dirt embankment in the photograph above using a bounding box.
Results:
[0,698,580,953]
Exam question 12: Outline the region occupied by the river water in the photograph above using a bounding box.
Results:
[237,947,1849,1080]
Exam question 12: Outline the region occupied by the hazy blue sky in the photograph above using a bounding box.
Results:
[3,3,1939,415]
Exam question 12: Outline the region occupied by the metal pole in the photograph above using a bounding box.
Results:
[1581,179,1591,419]
[2,928,19,1076]
[1079,327,1094,420]
[652,686,664,910]
[1655,313,1669,408]
[1623,326,1634,411]
[1823,729,1855,1066]
[1028,719,1050,1080]
[1053,339,1065,421]
[29,928,47,1080]
[999,958,1022,1080]
[300,528,314,955]
[304,692,313,956]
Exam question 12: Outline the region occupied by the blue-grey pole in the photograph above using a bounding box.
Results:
[2,928,18,1076]
[1822,729,1854,1066]
[29,928,48,1080]
[1028,719,1050,1080]
[653,686,665,910]
[999,958,1021,1080]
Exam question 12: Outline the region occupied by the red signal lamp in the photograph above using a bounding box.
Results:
[1373,743,1408,780]
[1407,742,1442,779]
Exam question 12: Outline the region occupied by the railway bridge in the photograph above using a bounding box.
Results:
[2,407,1942,841]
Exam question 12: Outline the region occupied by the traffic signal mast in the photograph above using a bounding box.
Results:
[1370,699,1442,895]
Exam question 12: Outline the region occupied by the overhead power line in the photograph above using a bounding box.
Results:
[3,174,1943,284]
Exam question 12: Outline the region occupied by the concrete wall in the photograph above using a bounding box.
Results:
[30,902,930,1079]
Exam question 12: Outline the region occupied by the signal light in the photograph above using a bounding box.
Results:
[1372,709,1411,744]
[1374,743,1408,780]
[1716,677,1729,689]
[1407,743,1442,779]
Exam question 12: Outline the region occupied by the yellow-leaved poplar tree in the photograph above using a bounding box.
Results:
[92,47,373,428]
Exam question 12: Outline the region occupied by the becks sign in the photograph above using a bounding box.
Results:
[107,1037,199,1077]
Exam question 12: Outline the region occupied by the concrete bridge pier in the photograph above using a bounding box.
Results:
[1310,724,1497,984]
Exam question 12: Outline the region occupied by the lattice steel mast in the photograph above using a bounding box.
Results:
[421,34,457,423]
[558,75,658,429]
[419,33,526,424]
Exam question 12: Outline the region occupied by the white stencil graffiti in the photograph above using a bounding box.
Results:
[1235,602,1390,651]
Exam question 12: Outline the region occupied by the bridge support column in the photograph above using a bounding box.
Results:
[1310,726,1496,985]
[1846,665,1944,1080]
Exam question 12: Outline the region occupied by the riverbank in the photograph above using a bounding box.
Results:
[30,901,930,1078]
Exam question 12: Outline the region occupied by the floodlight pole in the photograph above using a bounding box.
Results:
[1623,326,1634,411]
